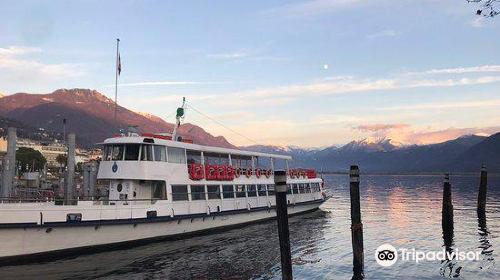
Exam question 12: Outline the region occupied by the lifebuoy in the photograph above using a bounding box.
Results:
[216,166,227,180]
[245,169,252,178]
[226,166,234,180]
[235,168,241,178]
[255,169,261,178]
[205,164,217,180]
[265,169,271,178]
[189,164,204,180]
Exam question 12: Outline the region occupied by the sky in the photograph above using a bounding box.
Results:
[0,0,499,147]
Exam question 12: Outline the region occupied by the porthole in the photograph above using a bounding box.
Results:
[117,183,123,192]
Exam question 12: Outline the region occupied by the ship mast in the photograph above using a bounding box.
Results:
[172,97,186,141]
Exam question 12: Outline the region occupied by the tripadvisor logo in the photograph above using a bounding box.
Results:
[375,244,481,267]
[375,244,398,267]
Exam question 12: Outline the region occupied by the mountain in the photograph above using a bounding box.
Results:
[244,134,494,173]
[0,116,59,143]
[450,132,500,172]
[0,88,235,149]
[340,137,408,153]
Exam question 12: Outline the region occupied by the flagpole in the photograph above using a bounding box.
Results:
[114,38,120,134]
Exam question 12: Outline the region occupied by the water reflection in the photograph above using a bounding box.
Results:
[478,210,494,270]
[440,218,462,278]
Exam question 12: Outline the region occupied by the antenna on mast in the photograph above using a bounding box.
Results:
[172,97,186,141]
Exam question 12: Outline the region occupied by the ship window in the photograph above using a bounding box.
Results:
[258,184,267,196]
[172,185,188,201]
[222,185,235,199]
[168,147,186,164]
[124,144,140,161]
[231,155,252,169]
[235,184,246,198]
[255,156,271,170]
[219,154,229,165]
[153,146,167,162]
[140,145,153,161]
[286,184,292,194]
[104,146,112,161]
[298,183,305,193]
[204,152,229,165]
[267,184,275,196]
[207,185,221,199]
[152,181,167,200]
[247,185,257,197]
[187,150,202,165]
[112,145,124,161]
[306,183,312,193]
[293,184,299,194]
[190,185,205,200]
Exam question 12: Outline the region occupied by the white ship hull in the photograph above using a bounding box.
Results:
[0,200,322,260]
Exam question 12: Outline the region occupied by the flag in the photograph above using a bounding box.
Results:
[118,53,121,75]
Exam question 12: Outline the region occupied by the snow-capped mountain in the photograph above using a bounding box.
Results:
[340,137,409,153]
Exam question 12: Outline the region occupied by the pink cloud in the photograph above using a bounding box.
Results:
[356,123,500,145]
[356,123,410,132]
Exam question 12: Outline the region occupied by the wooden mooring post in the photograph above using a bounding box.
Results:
[350,165,364,279]
[478,164,487,213]
[274,170,293,280]
[442,174,454,243]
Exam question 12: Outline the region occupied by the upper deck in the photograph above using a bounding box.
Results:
[98,135,316,183]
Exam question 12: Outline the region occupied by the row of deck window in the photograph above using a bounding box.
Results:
[171,182,321,201]
[103,144,287,169]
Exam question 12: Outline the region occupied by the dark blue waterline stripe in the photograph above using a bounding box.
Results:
[0,199,324,229]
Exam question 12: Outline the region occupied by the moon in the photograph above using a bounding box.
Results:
[323,64,329,70]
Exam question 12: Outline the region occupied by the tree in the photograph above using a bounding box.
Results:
[56,154,67,167]
[467,0,499,17]
[16,147,47,172]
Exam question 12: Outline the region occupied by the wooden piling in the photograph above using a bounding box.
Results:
[350,165,364,279]
[478,164,487,213]
[274,170,293,280]
[442,174,454,236]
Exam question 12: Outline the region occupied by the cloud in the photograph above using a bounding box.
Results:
[109,81,230,88]
[129,65,500,111]
[390,126,500,145]
[366,29,400,39]
[355,122,500,145]
[229,73,500,100]
[356,123,410,132]
[380,99,500,111]
[404,65,500,76]
[469,17,485,28]
[0,45,87,79]
[0,46,41,55]
[114,81,198,87]
[206,51,248,59]
[124,94,219,105]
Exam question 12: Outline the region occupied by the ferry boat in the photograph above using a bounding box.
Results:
[0,102,325,261]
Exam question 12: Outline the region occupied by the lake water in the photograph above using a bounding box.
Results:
[0,174,498,280]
